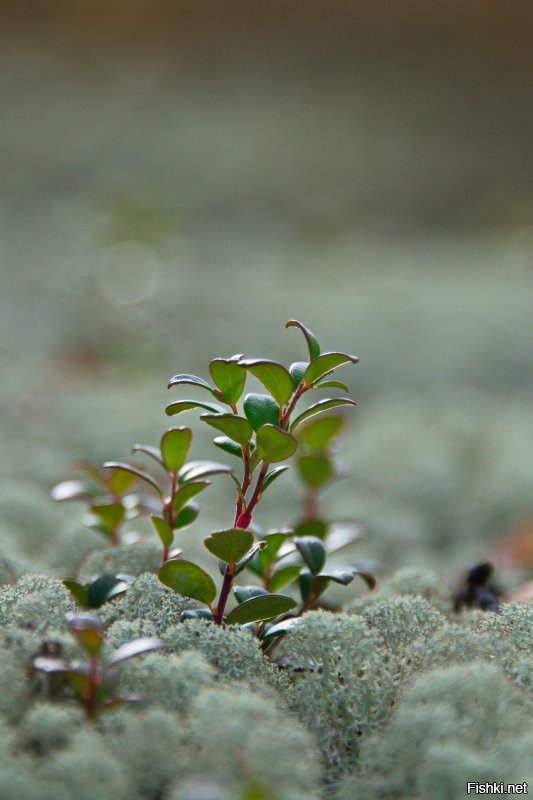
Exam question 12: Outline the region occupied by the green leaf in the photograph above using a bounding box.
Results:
[66,613,105,656]
[243,393,280,430]
[33,656,74,675]
[173,503,200,530]
[289,362,308,390]
[256,425,297,463]
[299,569,313,602]
[131,444,163,466]
[293,518,328,539]
[290,398,356,431]
[323,566,375,587]
[178,461,233,483]
[286,320,321,361]
[63,580,89,607]
[233,586,269,604]
[50,480,102,502]
[83,515,114,539]
[257,532,289,570]
[87,575,129,607]
[209,358,246,404]
[165,399,225,417]
[159,559,217,604]
[234,540,267,575]
[160,428,192,473]
[262,466,290,493]
[299,566,375,603]
[106,467,141,497]
[293,536,326,574]
[181,609,214,621]
[296,415,345,450]
[201,414,252,446]
[100,695,143,711]
[262,616,301,640]
[213,436,244,458]
[151,516,173,547]
[248,448,262,475]
[297,454,333,487]
[103,463,163,496]
[168,373,214,394]
[107,638,163,667]
[314,379,349,391]
[172,481,210,513]
[90,502,125,530]
[229,472,246,504]
[239,360,293,406]
[268,565,302,593]
[74,460,104,483]
[304,352,358,386]
[204,528,254,563]
[225,594,296,625]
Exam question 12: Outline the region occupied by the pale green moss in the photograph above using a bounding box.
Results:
[339,663,532,800]
[117,651,216,714]
[279,611,398,784]
[163,620,286,691]
[476,602,532,652]
[179,687,321,800]
[347,567,452,616]
[78,541,162,583]
[362,596,446,654]
[36,730,130,800]
[0,575,76,633]
[19,704,83,755]
[101,709,187,800]
[99,572,194,634]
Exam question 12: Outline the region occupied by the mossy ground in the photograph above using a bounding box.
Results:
[0,568,530,799]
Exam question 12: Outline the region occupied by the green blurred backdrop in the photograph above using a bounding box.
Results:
[1,1,532,589]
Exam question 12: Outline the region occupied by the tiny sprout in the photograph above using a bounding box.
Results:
[33,613,162,717]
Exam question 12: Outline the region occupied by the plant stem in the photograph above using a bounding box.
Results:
[162,471,178,564]
[280,381,306,428]
[234,446,251,525]
[85,655,100,718]
[214,462,269,624]
[214,563,235,624]
[245,462,269,518]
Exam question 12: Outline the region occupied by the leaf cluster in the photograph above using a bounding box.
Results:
[33,613,162,717]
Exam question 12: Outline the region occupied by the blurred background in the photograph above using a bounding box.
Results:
[1,1,532,593]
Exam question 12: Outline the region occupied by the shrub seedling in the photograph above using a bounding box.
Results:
[33,612,162,717]
[159,320,374,637]
[53,320,375,645]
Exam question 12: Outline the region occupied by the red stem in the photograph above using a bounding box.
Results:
[85,656,100,718]
[280,382,306,428]
[214,462,269,624]
[234,446,251,525]
[214,382,304,624]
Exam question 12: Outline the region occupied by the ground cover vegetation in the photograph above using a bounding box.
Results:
[0,320,530,799]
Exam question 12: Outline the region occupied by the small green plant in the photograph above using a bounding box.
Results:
[33,613,162,717]
[63,574,132,609]
[54,321,374,643]
[51,461,143,547]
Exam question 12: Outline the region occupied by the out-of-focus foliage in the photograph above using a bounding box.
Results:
[337,664,532,800]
